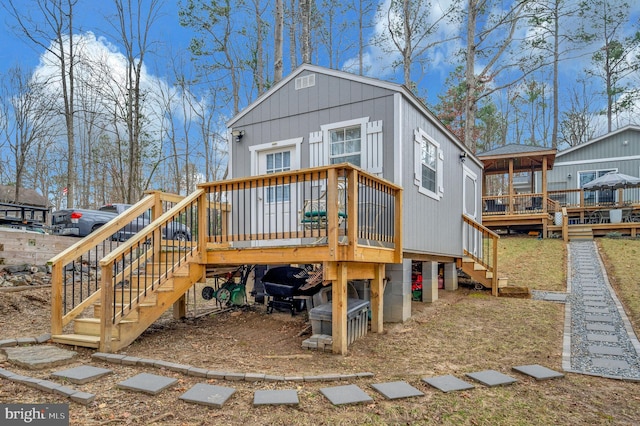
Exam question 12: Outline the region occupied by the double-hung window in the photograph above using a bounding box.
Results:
[329,126,361,166]
[266,151,291,203]
[414,128,444,200]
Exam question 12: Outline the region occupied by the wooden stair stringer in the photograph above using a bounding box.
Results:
[108,260,205,352]
[460,256,508,290]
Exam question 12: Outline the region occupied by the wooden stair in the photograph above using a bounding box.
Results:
[568,226,594,241]
[460,256,508,290]
[51,260,204,351]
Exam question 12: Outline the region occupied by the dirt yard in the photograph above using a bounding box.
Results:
[1,282,640,425]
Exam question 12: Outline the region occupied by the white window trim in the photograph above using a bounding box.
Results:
[320,117,369,167]
[249,137,302,176]
[463,164,478,219]
[576,167,618,189]
[414,128,443,200]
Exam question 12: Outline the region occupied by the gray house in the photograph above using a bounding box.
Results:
[227,64,483,321]
[548,126,640,194]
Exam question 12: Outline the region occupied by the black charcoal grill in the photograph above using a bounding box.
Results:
[262,266,319,315]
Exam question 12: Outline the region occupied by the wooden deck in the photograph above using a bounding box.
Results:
[482,190,640,239]
[48,165,403,355]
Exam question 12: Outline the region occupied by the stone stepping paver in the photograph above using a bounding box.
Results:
[253,389,299,406]
[465,370,517,387]
[587,334,619,343]
[585,307,609,314]
[584,301,608,307]
[320,384,373,406]
[543,293,567,303]
[117,373,177,395]
[585,315,614,323]
[588,345,625,356]
[179,383,236,408]
[370,381,423,400]
[586,323,616,332]
[422,375,474,393]
[51,366,113,384]
[2,345,77,370]
[591,358,630,370]
[512,365,564,380]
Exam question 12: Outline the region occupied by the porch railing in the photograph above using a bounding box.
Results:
[462,214,499,296]
[548,187,640,208]
[199,164,402,252]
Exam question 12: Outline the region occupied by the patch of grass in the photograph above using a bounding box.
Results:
[497,235,566,291]
[597,238,640,334]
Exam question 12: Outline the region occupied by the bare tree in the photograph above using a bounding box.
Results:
[580,0,639,132]
[526,0,585,148]
[300,0,312,63]
[559,79,600,147]
[111,0,163,203]
[462,0,539,151]
[375,0,458,88]
[0,66,57,203]
[288,0,298,68]
[5,0,78,207]
[274,0,284,83]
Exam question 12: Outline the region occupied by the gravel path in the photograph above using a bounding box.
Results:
[562,240,640,381]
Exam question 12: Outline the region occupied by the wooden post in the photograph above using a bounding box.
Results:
[50,262,63,335]
[173,294,187,319]
[370,263,385,333]
[508,159,514,214]
[100,261,114,353]
[562,207,568,243]
[492,235,498,297]
[332,262,348,354]
[198,191,208,258]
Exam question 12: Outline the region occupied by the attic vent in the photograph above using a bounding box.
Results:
[295,74,316,90]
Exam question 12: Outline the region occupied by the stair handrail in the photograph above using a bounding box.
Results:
[97,189,204,352]
[462,214,500,296]
[49,193,159,335]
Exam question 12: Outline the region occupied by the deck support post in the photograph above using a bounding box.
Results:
[173,295,187,319]
[422,261,439,303]
[331,262,348,355]
[370,263,385,333]
[100,266,114,353]
[51,262,63,335]
[443,262,458,291]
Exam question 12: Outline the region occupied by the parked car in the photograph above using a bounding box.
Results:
[51,203,192,241]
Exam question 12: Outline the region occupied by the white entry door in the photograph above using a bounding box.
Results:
[255,147,299,245]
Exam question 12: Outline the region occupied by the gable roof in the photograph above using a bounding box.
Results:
[557,125,640,157]
[227,64,482,168]
[477,144,554,156]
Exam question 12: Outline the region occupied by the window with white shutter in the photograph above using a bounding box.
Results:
[414,127,444,200]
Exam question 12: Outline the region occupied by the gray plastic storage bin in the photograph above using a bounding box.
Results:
[308,298,370,345]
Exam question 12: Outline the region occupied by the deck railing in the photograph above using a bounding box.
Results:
[548,188,640,208]
[462,215,500,296]
[483,192,557,216]
[199,164,402,251]
[48,191,186,335]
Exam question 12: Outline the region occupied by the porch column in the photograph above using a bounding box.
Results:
[421,261,439,303]
[508,159,514,214]
[542,155,548,213]
[443,262,458,291]
[384,259,412,322]
[331,262,348,355]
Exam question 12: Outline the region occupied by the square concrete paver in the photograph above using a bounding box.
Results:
[584,301,608,307]
[585,307,609,314]
[512,365,564,380]
[422,375,474,393]
[253,389,299,406]
[117,373,177,395]
[51,366,113,384]
[179,383,236,408]
[466,370,517,387]
[370,381,424,400]
[320,384,373,405]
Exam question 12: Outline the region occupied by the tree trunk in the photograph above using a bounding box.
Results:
[274,0,284,82]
